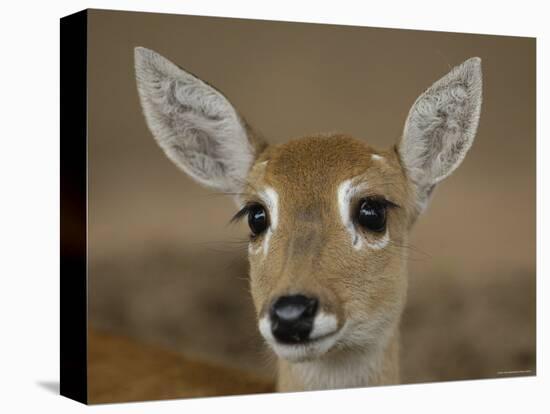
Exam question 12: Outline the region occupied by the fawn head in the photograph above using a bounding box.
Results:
[135,47,482,362]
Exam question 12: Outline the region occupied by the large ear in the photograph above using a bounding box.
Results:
[398,57,482,213]
[134,47,265,193]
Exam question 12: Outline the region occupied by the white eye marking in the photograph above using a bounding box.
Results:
[337,179,363,250]
[262,187,279,231]
[248,186,279,257]
[248,243,262,255]
[366,229,390,250]
[371,154,384,161]
[337,178,391,251]
[310,312,338,339]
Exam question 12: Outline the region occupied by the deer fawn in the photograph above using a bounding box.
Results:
[134,47,482,392]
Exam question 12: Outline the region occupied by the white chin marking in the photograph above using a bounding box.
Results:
[258,314,341,362]
[271,335,341,363]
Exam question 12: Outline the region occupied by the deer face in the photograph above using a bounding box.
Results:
[135,48,482,362]
[243,136,412,361]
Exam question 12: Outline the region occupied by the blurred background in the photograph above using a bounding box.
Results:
[86,9,536,403]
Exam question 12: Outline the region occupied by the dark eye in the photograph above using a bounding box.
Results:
[357,198,387,233]
[248,204,268,236]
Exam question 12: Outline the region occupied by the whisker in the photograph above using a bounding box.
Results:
[385,240,432,261]
[193,238,250,254]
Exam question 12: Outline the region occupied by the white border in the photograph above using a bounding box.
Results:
[0,1,546,413]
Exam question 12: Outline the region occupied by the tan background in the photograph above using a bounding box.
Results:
[87,9,536,396]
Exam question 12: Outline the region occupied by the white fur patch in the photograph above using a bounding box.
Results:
[337,178,391,251]
[258,316,274,342]
[248,243,262,255]
[371,154,384,161]
[258,316,346,363]
[261,187,279,230]
[310,312,338,339]
[337,179,363,250]
[249,187,279,257]
[366,229,390,250]
[337,179,364,250]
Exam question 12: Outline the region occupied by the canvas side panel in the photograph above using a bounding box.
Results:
[60,9,88,405]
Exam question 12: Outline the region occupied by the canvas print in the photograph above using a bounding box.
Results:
[60,9,536,404]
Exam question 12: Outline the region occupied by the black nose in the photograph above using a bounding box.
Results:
[270,295,319,344]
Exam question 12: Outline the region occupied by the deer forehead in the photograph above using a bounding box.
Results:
[245,135,409,240]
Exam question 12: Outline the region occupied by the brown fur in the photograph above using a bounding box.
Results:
[243,134,414,390]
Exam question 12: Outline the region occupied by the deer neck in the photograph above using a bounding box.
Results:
[276,325,400,392]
